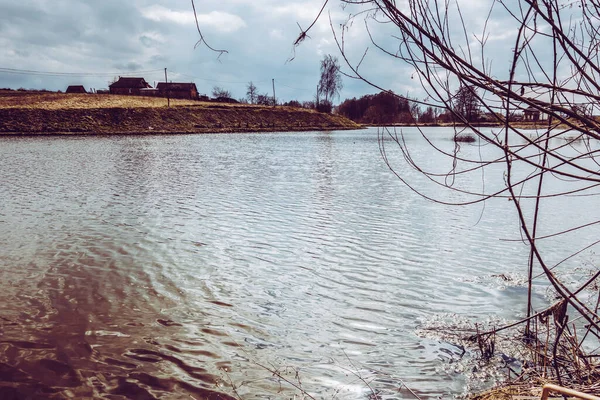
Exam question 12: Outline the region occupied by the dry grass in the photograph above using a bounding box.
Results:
[471,380,553,400]
[471,380,600,400]
[0,91,361,134]
[0,91,281,110]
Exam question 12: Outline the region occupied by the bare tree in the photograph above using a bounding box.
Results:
[190,0,600,393]
[246,81,258,104]
[317,54,343,105]
[419,106,436,124]
[256,93,275,106]
[211,86,232,99]
[295,0,600,393]
[190,0,227,59]
[452,85,480,123]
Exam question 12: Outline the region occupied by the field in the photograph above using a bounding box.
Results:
[0,91,360,134]
[0,91,204,109]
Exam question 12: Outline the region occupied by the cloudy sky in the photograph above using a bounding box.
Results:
[0,0,517,103]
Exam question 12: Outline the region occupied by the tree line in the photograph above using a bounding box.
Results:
[212,53,486,126]
[337,91,417,124]
[336,85,485,125]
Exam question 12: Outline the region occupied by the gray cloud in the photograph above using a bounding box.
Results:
[113,62,145,72]
[0,0,520,102]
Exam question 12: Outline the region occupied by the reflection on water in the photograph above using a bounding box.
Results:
[0,129,597,399]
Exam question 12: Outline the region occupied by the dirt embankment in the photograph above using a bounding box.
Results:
[0,92,361,135]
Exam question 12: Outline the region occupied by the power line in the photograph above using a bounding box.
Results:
[170,72,314,97]
[278,82,314,92]
[0,66,316,98]
[0,67,164,77]
[170,70,270,85]
[0,66,313,90]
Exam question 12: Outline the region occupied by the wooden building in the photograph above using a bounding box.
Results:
[109,77,152,96]
[523,106,541,122]
[65,85,87,94]
[156,82,198,100]
[140,88,159,97]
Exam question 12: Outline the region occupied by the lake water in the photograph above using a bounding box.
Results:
[0,128,598,399]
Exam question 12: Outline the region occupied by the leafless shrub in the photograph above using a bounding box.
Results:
[301,0,600,393]
[454,134,476,143]
[190,0,600,394]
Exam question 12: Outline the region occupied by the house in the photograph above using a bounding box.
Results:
[140,88,159,97]
[523,106,540,122]
[109,77,152,96]
[65,85,87,94]
[156,82,198,100]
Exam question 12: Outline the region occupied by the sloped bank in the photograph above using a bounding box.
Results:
[0,104,360,135]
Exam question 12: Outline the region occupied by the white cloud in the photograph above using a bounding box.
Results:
[273,3,322,21]
[139,31,165,47]
[486,31,515,42]
[141,5,195,24]
[141,6,246,33]
[269,29,284,40]
[196,11,247,33]
[0,0,529,103]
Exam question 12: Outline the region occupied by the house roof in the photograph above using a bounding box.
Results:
[523,106,540,113]
[156,82,198,91]
[66,85,86,93]
[109,77,151,89]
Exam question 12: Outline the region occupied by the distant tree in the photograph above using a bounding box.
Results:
[337,97,354,119]
[419,106,436,124]
[570,103,592,119]
[256,93,275,106]
[453,85,480,122]
[212,86,232,99]
[302,100,316,109]
[317,55,343,107]
[316,100,333,113]
[246,82,258,104]
[437,111,454,123]
[337,91,417,124]
[409,101,421,122]
[283,100,302,108]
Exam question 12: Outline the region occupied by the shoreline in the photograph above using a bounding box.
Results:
[365,122,561,129]
[0,126,357,136]
[0,92,361,135]
[0,92,561,136]
[0,107,361,136]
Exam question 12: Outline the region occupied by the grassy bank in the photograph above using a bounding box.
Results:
[0,91,361,135]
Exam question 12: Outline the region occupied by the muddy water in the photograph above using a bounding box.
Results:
[0,129,596,399]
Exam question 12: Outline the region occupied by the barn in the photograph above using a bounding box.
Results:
[523,106,541,122]
[109,77,152,96]
[65,85,87,94]
[156,82,198,100]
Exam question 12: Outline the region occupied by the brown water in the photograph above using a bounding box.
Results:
[0,129,596,399]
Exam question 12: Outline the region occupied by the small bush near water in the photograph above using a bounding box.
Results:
[454,133,476,143]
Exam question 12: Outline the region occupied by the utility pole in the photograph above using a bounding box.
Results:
[272,79,276,106]
[164,68,170,108]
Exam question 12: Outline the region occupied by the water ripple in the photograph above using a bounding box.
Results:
[0,130,597,398]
